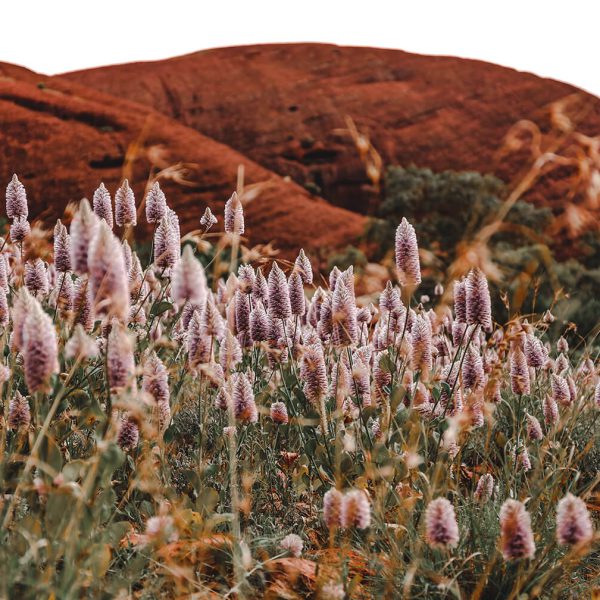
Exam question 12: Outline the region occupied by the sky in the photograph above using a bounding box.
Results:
[1,0,599,96]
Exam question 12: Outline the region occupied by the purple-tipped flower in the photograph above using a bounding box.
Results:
[0,287,8,328]
[543,395,559,427]
[252,268,269,307]
[280,533,303,557]
[551,373,571,406]
[525,335,546,369]
[53,220,72,272]
[267,263,291,320]
[200,206,218,230]
[466,268,492,332]
[231,372,257,423]
[556,493,594,546]
[143,351,171,431]
[395,218,421,286]
[424,497,460,550]
[323,488,344,528]
[22,298,59,393]
[462,344,484,390]
[300,343,328,404]
[73,276,94,332]
[88,221,130,321]
[342,490,371,530]
[224,191,244,235]
[453,279,467,323]
[270,401,289,425]
[8,391,30,429]
[70,199,98,275]
[526,413,543,441]
[474,474,494,503]
[201,295,224,338]
[595,381,600,408]
[499,500,536,560]
[145,181,167,224]
[510,348,530,395]
[114,179,136,227]
[187,310,212,367]
[332,278,358,347]
[219,330,242,372]
[288,270,305,316]
[172,245,207,308]
[234,290,250,335]
[107,321,135,391]
[237,264,255,294]
[250,303,269,343]
[294,249,313,285]
[557,336,569,354]
[411,315,433,378]
[6,174,28,219]
[10,216,30,243]
[24,259,49,298]
[118,416,139,451]
[92,183,113,228]
[154,215,179,270]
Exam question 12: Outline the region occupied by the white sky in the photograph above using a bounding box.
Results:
[1,0,599,96]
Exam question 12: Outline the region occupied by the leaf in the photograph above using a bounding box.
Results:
[150,300,173,317]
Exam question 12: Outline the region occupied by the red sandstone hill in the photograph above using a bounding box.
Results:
[0,62,365,257]
[62,43,600,215]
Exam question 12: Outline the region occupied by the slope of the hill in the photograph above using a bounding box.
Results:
[62,43,600,213]
[0,62,365,257]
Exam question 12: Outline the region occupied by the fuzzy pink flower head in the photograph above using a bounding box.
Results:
[294,248,313,285]
[411,314,433,378]
[53,219,72,273]
[300,343,328,404]
[6,174,28,219]
[114,179,137,227]
[267,262,291,320]
[395,218,421,287]
[453,279,467,323]
[118,416,139,451]
[332,277,358,348]
[526,413,543,441]
[70,198,99,275]
[543,394,559,427]
[288,270,306,316]
[10,216,30,243]
[323,488,344,529]
[524,334,547,369]
[270,401,289,425]
[200,206,217,230]
[252,268,269,307]
[92,183,113,228]
[107,321,135,391]
[154,215,179,270]
[219,330,242,372]
[224,191,244,235]
[510,348,530,396]
[8,391,30,430]
[474,474,494,504]
[556,493,594,546]
[499,500,536,560]
[425,497,460,550]
[557,336,569,354]
[342,489,371,530]
[145,181,168,224]
[231,372,257,423]
[551,373,571,406]
[24,259,49,298]
[250,302,269,343]
[465,268,492,332]
[237,264,256,294]
[172,245,207,308]
[280,533,303,557]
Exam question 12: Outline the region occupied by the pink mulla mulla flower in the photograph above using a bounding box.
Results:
[317,295,333,342]
[288,270,305,317]
[462,344,484,390]
[92,182,113,228]
[351,356,371,407]
[202,295,224,338]
[219,330,242,372]
[6,174,28,219]
[8,391,31,430]
[237,264,255,294]
[145,181,168,224]
[524,334,546,369]
[411,314,432,378]
[0,287,8,328]
[56,272,74,316]
[270,401,289,425]
[121,240,133,274]
[342,489,371,530]
[88,221,130,322]
[526,413,543,441]
[24,259,49,298]
[556,493,594,546]
[0,253,8,292]
[10,216,30,243]
[22,297,59,394]
[128,253,144,299]
[154,215,179,270]
[107,321,135,391]
[373,353,392,403]
[557,336,569,354]
[566,375,577,405]
[200,206,217,230]
[551,373,571,406]
[555,353,569,373]
[53,219,72,273]
[234,290,250,335]
[465,268,492,332]
[118,416,139,451]
[73,275,94,332]
[329,266,341,291]
[543,395,559,427]
[474,473,494,503]
[332,277,358,348]
[143,351,171,432]
[424,497,459,550]
[252,268,269,307]
[452,320,467,347]
[172,245,207,308]
[300,343,328,404]
[595,381,600,408]
[187,311,213,367]
[499,499,536,560]
[250,302,269,343]
[280,533,303,557]
[453,279,467,324]
[65,324,98,360]
[267,262,291,320]
[514,444,532,472]
[510,348,530,395]
[356,305,373,326]
[307,288,324,328]
[70,198,99,276]
[294,248,313,285]
[224,191,244,235]
[231,372,257,423]
[323,488,344,528]
[168,207,180,241]
[395,217,421,287]
[114,179,136,227]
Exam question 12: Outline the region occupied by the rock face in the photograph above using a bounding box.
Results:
[62,43,600,214]
[0,61,365,257]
